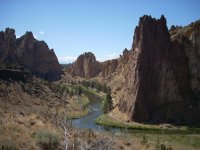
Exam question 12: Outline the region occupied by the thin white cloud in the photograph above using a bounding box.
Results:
[16,35,21,38]
[97,53,119,62]
[106,53,119,59]
[58,56,76,64]
[39,31,45,35]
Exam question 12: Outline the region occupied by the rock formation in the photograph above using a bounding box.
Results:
[67,52,102,79]
[118,15,200,124]
[0,28,63,81]
[66,52,121,79]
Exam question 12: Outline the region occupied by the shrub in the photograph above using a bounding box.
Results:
[0,138,18,150]
[141,134,148,144]
[35,129,60,150]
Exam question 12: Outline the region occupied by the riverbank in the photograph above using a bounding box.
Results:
[96,114,200,133]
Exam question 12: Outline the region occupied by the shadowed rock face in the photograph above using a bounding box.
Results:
[118,15,200,124]
[0,28,63,81]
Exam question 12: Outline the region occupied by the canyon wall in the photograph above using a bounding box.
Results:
[65,16,200,124]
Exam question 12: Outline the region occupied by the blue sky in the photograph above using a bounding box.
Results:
[0,0,200,63]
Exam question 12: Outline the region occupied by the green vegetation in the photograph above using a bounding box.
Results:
[101,92,113,114]
[80,80,111,93]
[49,83,83,97]
[49,79,109,98]
[35,129,60,150]
[50,82,104,120]
[95,114,128,129]
[66,95,90,119]
[96,114,196,132]
[96,114,149,129]
[0,138,18,150]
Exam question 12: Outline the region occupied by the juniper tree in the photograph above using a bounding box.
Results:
[102,92,113,114]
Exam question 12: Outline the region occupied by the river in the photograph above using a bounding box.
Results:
[72,95,121,133]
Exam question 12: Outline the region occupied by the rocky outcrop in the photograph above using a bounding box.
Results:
[0,28,63,81]
[66,52,120,79]
[102,59,118,78]
[118,15,200,124]
[67,52,102,79]
[0,29,18,64]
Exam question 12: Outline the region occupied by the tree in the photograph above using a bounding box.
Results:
[96,83,102,92]
[101,92,113,114]
[102,84,108,93]
[170,25,176,31]
[76,86,82,96]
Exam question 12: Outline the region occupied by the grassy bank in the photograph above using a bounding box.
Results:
[95,114,200,133]
[95,114,163,131]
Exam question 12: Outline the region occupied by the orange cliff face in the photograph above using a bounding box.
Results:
[0,28,63,81]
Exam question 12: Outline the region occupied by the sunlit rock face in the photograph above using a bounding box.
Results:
[66,52,102,79]
[66,51,120,79]
[0,28,63,81]
[118,15,200,124]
